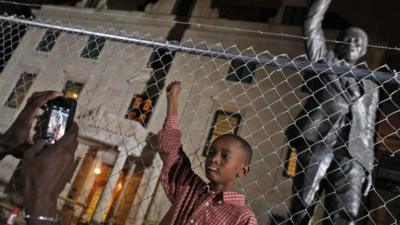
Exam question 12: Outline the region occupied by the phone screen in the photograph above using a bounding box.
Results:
[45,105,70,144]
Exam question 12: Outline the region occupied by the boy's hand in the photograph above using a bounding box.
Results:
[166,81,181,116]
[166,81,182,100]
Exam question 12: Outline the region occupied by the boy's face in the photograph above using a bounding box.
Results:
[205,137,249,191]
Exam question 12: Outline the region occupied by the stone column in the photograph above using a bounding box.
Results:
[58,144,90,208]
[91,149,128,223]
[126,163,161,224]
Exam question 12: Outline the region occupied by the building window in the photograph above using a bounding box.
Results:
[81,35,106,59]
[36,29,61,52]
[203,110,241,155]
[64,81,84,100]
[125,95,153,126]
[5,72,37,108]
[282,6,306,26]
[85,0,99,8]
[226,59,256,84]
[0,22,27,74]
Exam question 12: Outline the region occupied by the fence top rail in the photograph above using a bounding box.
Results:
[1,15,399,84]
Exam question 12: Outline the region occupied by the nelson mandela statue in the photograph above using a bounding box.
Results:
[285,0,379,224]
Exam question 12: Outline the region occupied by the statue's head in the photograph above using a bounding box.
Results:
[335,27,368,65]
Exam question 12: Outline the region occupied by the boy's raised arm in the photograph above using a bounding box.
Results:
[158,81,182,160]
[157,81,184,200]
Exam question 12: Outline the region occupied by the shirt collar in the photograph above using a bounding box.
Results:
[220,191,246,205]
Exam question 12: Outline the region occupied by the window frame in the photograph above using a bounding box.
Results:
[203,110,242,156]
[5,72,37,108]
[64,80,85,100]
[80,35,107,60]
[36,29,61,52]
[125,94,154,127]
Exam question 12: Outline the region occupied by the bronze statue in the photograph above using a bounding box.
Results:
[285,0,379,224]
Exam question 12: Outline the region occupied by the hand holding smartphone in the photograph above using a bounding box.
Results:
[41,96,77,144]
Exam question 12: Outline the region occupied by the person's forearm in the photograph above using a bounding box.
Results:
[25,197,59,225]
[159,96,181,159]
[167,98,178,116]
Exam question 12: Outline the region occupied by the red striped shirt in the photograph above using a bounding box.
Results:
[158,114,258,225]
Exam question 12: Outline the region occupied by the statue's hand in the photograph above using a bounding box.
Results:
[363,173,372,196]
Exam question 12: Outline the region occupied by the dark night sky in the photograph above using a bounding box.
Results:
[1,0,399,44]
[329,0,400,47]
[218,0,400,47]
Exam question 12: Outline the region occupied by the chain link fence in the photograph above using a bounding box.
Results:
[0,14,399,225]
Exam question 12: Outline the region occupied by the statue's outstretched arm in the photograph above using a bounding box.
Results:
[304,0,332,62]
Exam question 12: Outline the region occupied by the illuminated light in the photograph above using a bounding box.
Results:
[65,91,79,100]
[117,182,123,190]
[94,167,101,174]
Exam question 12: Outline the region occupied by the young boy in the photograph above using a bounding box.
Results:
[158,81,257,225]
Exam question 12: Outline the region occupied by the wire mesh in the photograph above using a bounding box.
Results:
[0,14,399,225]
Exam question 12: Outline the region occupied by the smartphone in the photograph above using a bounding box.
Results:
[41,96,77,144]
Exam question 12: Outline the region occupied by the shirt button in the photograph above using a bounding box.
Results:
[190,219,195,223]
[205,202,210,207]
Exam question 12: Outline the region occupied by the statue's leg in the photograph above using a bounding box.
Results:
[324,151,364,225]
[289,143,334,225]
